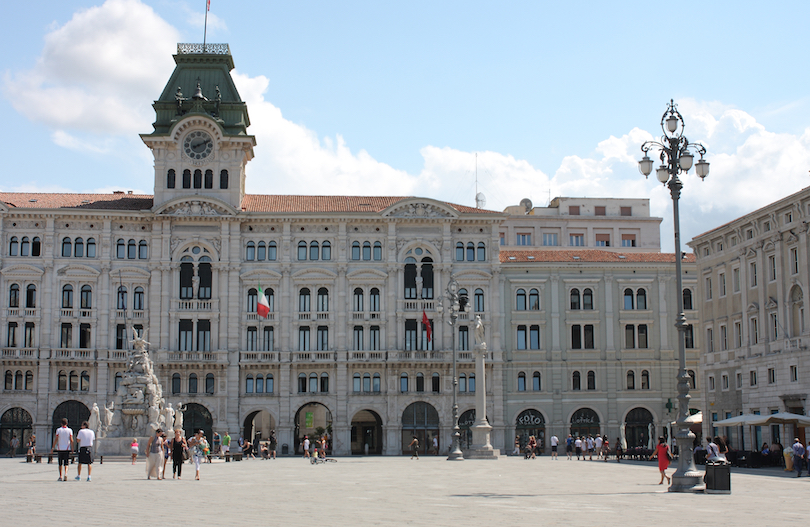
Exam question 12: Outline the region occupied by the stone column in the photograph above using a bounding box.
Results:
[467,316,497,459]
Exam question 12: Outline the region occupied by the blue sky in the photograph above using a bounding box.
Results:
[2,0,810,252]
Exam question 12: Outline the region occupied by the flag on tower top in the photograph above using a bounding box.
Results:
[207,0,211,11]
[422,310,432,343]
[257,285,270,318]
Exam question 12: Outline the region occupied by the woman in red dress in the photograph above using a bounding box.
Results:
[649,436,672,484]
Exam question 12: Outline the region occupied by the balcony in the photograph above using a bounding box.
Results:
[52,349,94,360]
[108,350,128,361]
[174,299,216,311]
[167,351,219,361]
[1,348,37,359]
[7,308,38,317]
[246,313,276,321]
[350,351,386,361]
[396,351,445,361]
[240,352,278,363]
[293,352,334,362]
[404,301,435,311]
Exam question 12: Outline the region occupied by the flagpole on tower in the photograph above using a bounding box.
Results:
[203,0,210,51]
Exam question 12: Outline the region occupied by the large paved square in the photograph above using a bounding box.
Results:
[1,455,803,525]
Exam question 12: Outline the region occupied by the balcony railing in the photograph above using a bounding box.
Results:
[1,348,37,359]
[397,351,445,360]
[350,351,386,361]
[246,313,276,321]
[52,349,94,360]
[404,301,435,311]
[240,352,277,363]
[167,351,219,361]
[293,352,334,362]
[174,300,215,311]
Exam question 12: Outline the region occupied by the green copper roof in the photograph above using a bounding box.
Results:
[147,43,251,136]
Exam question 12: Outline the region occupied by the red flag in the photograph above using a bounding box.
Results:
[207,0,210,11]
[422,310,432,343]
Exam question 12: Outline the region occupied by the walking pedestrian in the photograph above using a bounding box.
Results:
[213,432,221,458]
[75,421,95,481]
[615,437,623,462]
[550,434,559,459]
[269,430,277,459]
[51,418,74,481]
[602,436,610,462]
[649,436,672,485]
[162,431,171,474]
[527,435,537,459]
[170,428,187,479]
[409,436,420,459]
[302,435,310,458]
[574,436,583,460]
[7,434,19,457]
[566,434,573,460]
[221,432,230,458]
[130,438,139,464]
[432,435,439,455]
[594,435,603,459]
[513,435,521,456]
[27,434,36,458]
[188,429,208,480]
[792,438,806,477]
[587,435,595,460]
[145,428,164,480]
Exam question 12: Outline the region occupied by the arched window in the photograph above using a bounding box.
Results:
[469,374,475,392]
[247,288,258,312]
[117,287,127,310]
[420,257,434,299]
[353,288,364,312]
[370,288,380,312]
[572,371,581,391]
[459,373,467,392]
[58,371,67,391]
[587,370,596,390]
[179,261,193,299]
[683,289,693,310]
[358,241,370,260]
[9,236,18,256]
[474,289,485,312]
[182,169,191,188]
[532,371,541,391]
[205,373,215,394]
[246,241,255,261]
[268,241,277,261]
[266,374,274,393]
[127,240,136,259]
[624,288,634,310]
[32,237,42,257]
[245,375,254,393]
[375,373,383,392]
[193,169,202,189]
[74,238,84,257]
[255,241,266,261]
[220,170,228,189]
[61,285,73,309]
[627,371,636,390]
[255,374,264,393]
[320,372,329,393]
[641,370,650,390]
[636,289,647,310]
[317,288,329,312]
[204,169,213,189]
[138,241,148,259]
[400,373,408,393]
[26,285,36,308]
[298,288,310,312]
[298,241,307,260]
[170,373,180,394]
[69,371,78,391]
[363,373,371,392]
[25,370,33,390]
[517,372,526,391]
[265,288,275,312]
[352,241,361,260]
[80,371,90,391]
[322,241,331,260]
[9,284,19,308]
[416,372,425,392]
[18,237,27,256]
[116,239,125,259]
[114,372,122,393]
[133,287,144,311]
[310,241,319,261]
[189,373,198,394]
[456,242,464,261]
[529,288,540,310]
[516,289,526,310]
[467,242,475,261]
[62,237,72,257]
[167,168,176,188]
[477,242,486,261]
[373,241,382,260]
[570,288,581,310]
[353,373,361,392]
[4,371,12,390]
[583,288,593,310]
[309,373,318,393]
[431,372,440,392]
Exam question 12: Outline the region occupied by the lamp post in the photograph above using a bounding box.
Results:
[639,99,710,493]
[436,276,468,461]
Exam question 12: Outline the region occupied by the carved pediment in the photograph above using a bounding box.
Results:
[765,297,778,310]
[0,263,44,277]
[108,267,151,280]
[786,229,799,244]
[383,199,457,219]
[240,269,283,281]
[346,268,388,281]
[162,200,230,217]
[57,264,100,278]
[746,247,757,258]
[747,302,759,313]
[291,267,338,281]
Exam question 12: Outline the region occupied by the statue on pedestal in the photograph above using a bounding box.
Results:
[88,403,101,436]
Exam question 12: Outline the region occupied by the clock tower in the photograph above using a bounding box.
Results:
[141,43,256,212]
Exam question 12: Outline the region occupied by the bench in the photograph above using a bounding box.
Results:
[47,452,76,464]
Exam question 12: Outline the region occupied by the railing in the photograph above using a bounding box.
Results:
[1,348,37,359]
[109,351,128,360]
[79,309,93,318]
[25,309,37,317]
[132,310,145,319]
[166,351,219,361]
[298,313,311,321]
[175,300,213,311]
[7,308,19,317]
[240,352,277,363]
[177,43,230,55]
[370,312,381,320]
[293,352,334,362]
[397,351,444,360]
[352,312,365,320]
[405,301,435,311]
[350,351,386,361]
[404,301,419,311]
[116,310,126,318]
[316,312,329,320]
[61,309,73,318]
[247,313,276,321]
[52,349,94,360]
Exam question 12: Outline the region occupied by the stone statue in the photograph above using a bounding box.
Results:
[130,327,150,352]
[473,315,486,350]
[213,85,221,116]
[88,403,101,435]
[175,86,187,115]
[102,401,115,437]
[148,404,161,430]
[175,404,186,433]
[162,403,176,431]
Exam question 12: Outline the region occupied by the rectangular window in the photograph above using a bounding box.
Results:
[721,374,729,390]
[790,365,798,382]
[620,206,632,217]
[769,255,777,281]
[196,320,211,351]
[517,325,527,350]
[732,268,740,292]
[621,234,636,247]
[60,323,72,348]
[79,323,91,349]
[770,313,778,340]
[263,327,274,351]
[584,325,594,349]
[571,325,582,349]
[317,326,329,351]
[7,322,17,348]
[786,212,793,223]
[595,234,610,247]
[458,326,469,351]
[298,327,310,351]
[247,326,257,351]
[750,262,757,287]
[115,324,127,350]
[625,324,635,349]
[750,370,757,386]
[353,326,364,351]
[638,324,648,349]
[529,325,540,350]
[705,277,712,300]
[516,234,531,246]
[595,206,606,216]
[179,319,193,351]
[370,326,380,351]
[706,328,714,352]
[24,323,34,348]
[405,319,418,351]
[569,206,580,215]
[791,248,799,275]
[734,321,742,348]
[736,372,742,388]
[709,376,715,391]
[720,325,727,350]
[719,273,726,296]
[499,233,505,246]
[768,367,776,384]
[731,236,738,246]
[751,317,759,344]
[542,233,558,246]
[684,325,694,349]
[569,234,584,246]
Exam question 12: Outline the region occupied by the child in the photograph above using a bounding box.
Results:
[130,438,139,465]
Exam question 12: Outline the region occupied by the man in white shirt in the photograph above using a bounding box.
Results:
[594,435,603,459]
[550,435,559,459]
[76,421,95,481]
[302,436,310,458]
[574,436,583,460]
[587,436,595,460]
[51,418,74,482]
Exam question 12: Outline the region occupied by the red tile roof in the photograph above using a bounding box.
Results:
[499,249,696,263]
[0,192,500,215]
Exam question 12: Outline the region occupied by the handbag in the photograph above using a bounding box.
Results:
[183,447,189,460]
[666,447,673,461]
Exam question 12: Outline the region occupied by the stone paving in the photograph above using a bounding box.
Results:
[1,454,805,525]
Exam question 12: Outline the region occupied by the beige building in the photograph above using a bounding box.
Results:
[689,186,810,449]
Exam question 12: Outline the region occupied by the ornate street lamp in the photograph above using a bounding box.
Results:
[436,276,469,461]
[639,100,709,492]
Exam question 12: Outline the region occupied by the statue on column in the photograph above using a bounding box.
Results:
[474,315,486,350]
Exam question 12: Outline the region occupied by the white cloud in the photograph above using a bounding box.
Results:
[52,130,110,154]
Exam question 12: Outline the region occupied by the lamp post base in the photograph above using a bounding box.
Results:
[668,430,705,493]
[447,428,464,461]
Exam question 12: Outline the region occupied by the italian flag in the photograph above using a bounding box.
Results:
[257,285,270,318]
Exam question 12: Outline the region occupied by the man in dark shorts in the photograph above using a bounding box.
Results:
[76,420,95,481]
[268,429,277,460]
[51,418,74,481]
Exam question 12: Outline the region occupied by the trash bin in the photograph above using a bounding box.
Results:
[282,443,289,455]
[705,461,731,494]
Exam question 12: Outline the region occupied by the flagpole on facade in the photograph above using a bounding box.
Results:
[203,0,209,51]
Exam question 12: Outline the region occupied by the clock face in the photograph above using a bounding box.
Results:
[183,131,213,162]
